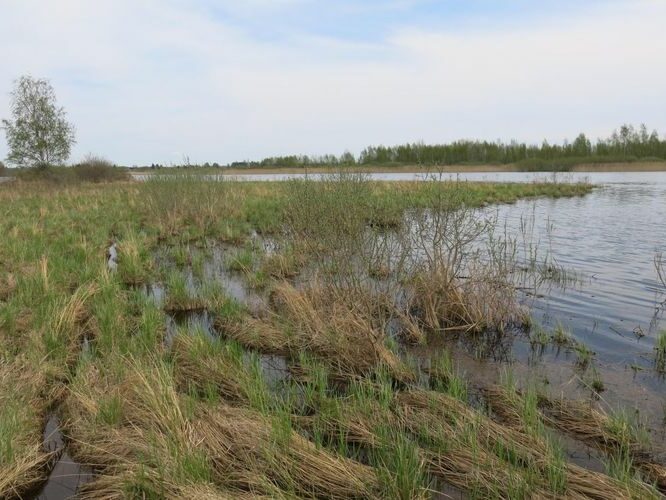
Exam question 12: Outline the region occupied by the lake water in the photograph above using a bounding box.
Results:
[496,176,665,365]
[133,170,664,185]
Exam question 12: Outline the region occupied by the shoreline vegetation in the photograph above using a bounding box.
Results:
[132,160,666,176]
[3,174,666,498]
[2,161,665,183]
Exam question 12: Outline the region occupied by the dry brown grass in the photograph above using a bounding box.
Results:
[115,237,153,286]
[221,281,413,383]
[196,405,379,498]
[66,356,380,499]
[539,396,666,492]
[171,333,254,405]
[408,268,527,335]
[298,386,660,499]
[51,283,99,339]
[0,444,55,499]
[398,390,657,499]
[259,252,303,280]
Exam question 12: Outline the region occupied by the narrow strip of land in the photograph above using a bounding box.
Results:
[133,161,666,176]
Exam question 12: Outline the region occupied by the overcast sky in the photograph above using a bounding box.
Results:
[1,0,665,166]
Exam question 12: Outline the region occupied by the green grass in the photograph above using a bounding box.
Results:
[529,323,550,347]
[574,342,594,370]
[373,428,430,499]
[551,322,573,346]
[225,246,256,273]
[429,351,468,401]
[588,367,605,394]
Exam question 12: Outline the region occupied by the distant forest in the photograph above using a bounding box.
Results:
[224,124,666,171]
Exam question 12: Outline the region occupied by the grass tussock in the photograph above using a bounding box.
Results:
[171,333,263,408]
[408,267,527,334]
[0,175,615,497]
[296,380,659,499]
[222,281,413,383]
[400,390,658,499]
[116,236,153,286]
[46,282,100,369]
[163,271,225,313]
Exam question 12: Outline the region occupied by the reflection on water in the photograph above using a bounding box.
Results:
[36,416,93,499]
[489,176,666,366]
[465,173,666,432]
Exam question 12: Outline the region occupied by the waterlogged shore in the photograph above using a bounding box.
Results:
[2,177,665,499]
[131,160,666,176]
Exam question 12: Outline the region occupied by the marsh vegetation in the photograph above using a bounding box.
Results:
[1,174,665,499]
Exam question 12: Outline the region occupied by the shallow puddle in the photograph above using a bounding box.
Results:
[165,309,215,346]
[139,282,166,306]
[259,353,290,388]
[409,332,666,450]
[106,242,117,271]
[35,415,93,499]
[202,245,267,313]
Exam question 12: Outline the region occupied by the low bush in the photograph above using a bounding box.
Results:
[72,155,129,182]
[13,155,129,184]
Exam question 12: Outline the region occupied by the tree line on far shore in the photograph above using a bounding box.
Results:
[226,125,666,171]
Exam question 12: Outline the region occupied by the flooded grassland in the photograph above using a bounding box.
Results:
[1,175,665,499]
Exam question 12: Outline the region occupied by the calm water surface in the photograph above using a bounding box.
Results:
[490,174,666,367]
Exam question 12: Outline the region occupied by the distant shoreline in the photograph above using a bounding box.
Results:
[131,161,666,176]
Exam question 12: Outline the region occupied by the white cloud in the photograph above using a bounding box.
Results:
[0,0,664,165]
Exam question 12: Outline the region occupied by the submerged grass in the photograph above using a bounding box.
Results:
[483,383,666,494]
[655,330,666,373]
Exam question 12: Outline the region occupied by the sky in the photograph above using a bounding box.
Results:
[0,0,665,166]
